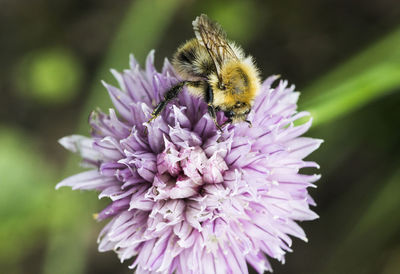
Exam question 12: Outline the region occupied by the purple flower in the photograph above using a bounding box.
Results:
[57,51,322,273]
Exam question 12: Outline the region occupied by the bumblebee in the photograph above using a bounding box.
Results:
[148,14,261,130]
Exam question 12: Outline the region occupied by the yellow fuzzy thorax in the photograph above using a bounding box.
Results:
[210,59,260,109]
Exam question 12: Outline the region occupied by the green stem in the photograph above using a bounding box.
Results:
[300,27,400,127]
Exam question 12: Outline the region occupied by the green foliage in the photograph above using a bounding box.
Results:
[203,0,260,42]
[79,0,184,122]
[301,28,400,127]
[0,128,54,272]
[320,169,400,274]
[14,48,83,104]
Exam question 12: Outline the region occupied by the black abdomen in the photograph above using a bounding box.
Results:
[172,38,215,79]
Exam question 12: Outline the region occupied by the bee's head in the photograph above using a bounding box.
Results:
[224,102,252,125]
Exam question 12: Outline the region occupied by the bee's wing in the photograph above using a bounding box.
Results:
[192,14,238,78]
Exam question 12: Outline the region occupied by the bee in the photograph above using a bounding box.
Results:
[148,14,261,130]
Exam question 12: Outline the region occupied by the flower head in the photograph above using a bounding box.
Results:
[57,51,322,273]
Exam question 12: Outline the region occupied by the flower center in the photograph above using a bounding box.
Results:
[146,141,228,201]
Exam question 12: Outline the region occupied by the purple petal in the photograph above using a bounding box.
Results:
[56,170,115,191]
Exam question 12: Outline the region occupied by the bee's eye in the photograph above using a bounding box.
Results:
[225,110,235,118]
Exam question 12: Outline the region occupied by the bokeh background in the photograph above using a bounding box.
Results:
[1,0,400,273]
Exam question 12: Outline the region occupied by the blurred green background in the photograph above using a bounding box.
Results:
[1,0,400,273]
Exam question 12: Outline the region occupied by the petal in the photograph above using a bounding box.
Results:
[56,170,115,191]
[102,81,132,122]
[59,135,102,164]
[129,184,154,211]
[97,197,130,221]
[246,251,272,274]
[286,137,324,159]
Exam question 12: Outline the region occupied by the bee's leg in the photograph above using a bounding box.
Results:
[221,118,232,128]
[207,105,222,131]
[245,120,252,128]
[205,84,223,131]
[148,82,186,123]
[148,81,204,124]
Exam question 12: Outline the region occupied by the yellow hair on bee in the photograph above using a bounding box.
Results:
[210,57,260,110]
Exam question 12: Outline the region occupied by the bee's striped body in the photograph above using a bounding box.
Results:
[148,14,261,129]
